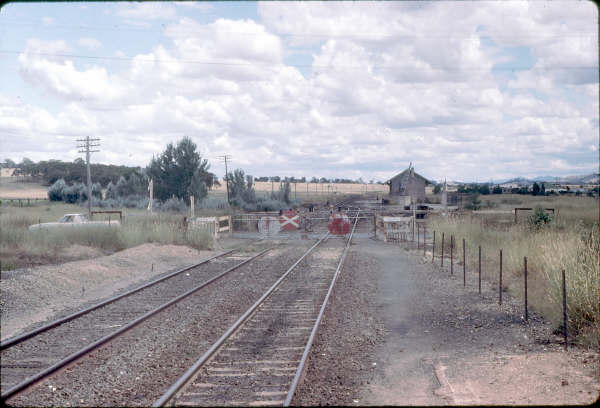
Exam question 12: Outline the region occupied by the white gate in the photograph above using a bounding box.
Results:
[258,216,281,235]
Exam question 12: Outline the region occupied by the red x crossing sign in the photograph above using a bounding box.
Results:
[280,210,299,231]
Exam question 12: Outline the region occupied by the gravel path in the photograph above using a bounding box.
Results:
[6,242,313,407]
[293,237,599,405]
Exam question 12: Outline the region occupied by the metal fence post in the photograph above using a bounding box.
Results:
[478,245,481,295]
[562,269,568,350]
[432,231,435,263]
[441,232,445,268]
[463,238,466,287]
[450,235,454,275]
[524,257,528,321]
[423,225,427,256]
[499,249,503,305]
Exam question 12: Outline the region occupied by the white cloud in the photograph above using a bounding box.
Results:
[5,2,598,181]
[41,16,54,26]
[78,37,102,50]
[115,3,177,20]
[18,39,130,103]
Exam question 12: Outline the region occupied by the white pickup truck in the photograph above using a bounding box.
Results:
[28,214,121,231]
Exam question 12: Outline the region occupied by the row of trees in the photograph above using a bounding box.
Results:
[253,176,373,184]
[227,168,294,211]
[4,158,141,187]
[45,137,296,211]
[436,182,549,196]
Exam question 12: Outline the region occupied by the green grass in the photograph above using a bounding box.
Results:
[428,195,599,349]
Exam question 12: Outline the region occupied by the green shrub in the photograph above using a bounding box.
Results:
[527,206,552,230]
[464,193,482,210]
[48,179,66,201]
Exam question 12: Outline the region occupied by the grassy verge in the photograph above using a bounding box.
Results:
[428,195,599,349]
[0,203,215,270]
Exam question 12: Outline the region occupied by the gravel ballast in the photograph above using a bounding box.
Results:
[291,244,384,406]
[6,242,313,407]
[1,244,218,340]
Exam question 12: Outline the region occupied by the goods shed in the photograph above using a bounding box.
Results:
[386,164,431,204]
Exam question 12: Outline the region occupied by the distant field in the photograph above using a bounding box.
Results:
[212,181,387,194]
[0,178,47,199]
[0,178,388,202]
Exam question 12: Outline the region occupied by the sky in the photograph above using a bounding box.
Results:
[0,0,598,183]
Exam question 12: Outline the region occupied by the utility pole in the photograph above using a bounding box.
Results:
[217,155,232,204]
[76,136,100,219]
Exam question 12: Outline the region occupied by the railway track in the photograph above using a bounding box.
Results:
[154,217,359,407]
[1,243,275,401]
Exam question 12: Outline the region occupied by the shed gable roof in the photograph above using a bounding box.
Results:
[387,168,431,185]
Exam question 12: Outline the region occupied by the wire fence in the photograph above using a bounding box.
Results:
[407,223,571,350]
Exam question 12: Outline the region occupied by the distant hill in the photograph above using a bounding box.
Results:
[455,173,599,186]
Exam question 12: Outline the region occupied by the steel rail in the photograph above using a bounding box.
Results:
[1,247,242,350]
[284,214,359,406]
[153,232,330,407]
[307,216,371,220]
[1,246,276,402]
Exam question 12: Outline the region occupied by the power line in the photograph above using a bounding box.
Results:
[1,19,595,40]
[2,50,597,71]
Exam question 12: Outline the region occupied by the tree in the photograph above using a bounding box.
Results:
[146,137,214,202]
[226,168,256,206]
[532,182,541,196]
[492,185,503,194]
[3,158,16,168]
[541,183,546,195]
[105,181,118,200]
[281,179,291,204]
[527,206,552,230]
[479,184,490,195]
[433,184,441,194]
[48,179,67,201]
[465,193,482,210]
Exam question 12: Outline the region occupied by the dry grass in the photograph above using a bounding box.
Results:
[0,202,214,270]
[0,179,47,199]
[428,195,599,348]
[213,181,386,194]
